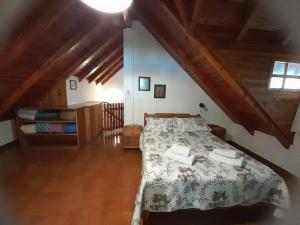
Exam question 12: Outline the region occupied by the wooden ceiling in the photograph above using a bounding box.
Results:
[0,0,124,119]
[133,0,300,148]
[0,0,299,148]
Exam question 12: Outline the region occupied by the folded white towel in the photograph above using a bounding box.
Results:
[18,110,38,121]
[169,144,190,157]
[212,149,239,159]
[209,152,245,167]
[165,148,194,166]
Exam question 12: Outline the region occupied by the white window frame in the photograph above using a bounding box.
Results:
[268,60,300,91]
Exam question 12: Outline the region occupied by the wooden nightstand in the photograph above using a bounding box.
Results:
[208,124,226,140]
[123,124,143,149]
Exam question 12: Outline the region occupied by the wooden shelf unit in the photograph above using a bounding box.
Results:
[16,107,80,150]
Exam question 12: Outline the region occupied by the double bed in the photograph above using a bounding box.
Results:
[131,113,290,225]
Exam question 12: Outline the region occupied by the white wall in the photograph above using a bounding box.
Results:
[66,72,124,106]
[66,76,98,106]
[0,120,16,146]
[230,124,300,177]
[124,21,233,130]
[96,69,124,103]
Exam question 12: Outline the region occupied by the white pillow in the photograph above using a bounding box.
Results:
[146,118,177,133]
[176,117,211,132]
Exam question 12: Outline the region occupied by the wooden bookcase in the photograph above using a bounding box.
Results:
[16,107,80,150]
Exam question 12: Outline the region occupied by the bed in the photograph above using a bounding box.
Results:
[131,113,290,225]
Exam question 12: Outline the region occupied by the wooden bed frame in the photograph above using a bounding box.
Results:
[144,113,200,126]
[140,113,275,225]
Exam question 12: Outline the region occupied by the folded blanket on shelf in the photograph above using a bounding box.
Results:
[169,143,190,157]
[36,123,50,133]
[49,124,64,133]
[20,124,36,134]
[212,148,239,159]
[63,123,77,133]
[35,112,60,121]
[17,110,38,121]
[59,111,76,121]
[164,148,195,166]
[209,152,245,167]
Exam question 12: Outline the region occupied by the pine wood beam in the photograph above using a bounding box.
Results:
[70,31,122,81]
[237,1,261,41]
[95,59,123,84]
[190,0,204,35]
[0,21,103,117]
[174,0,190,30]
[76,35,122,81]
[100,62,123,85]
[0,0,76,68]
[86,45,123,83]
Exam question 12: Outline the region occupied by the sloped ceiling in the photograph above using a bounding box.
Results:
[133,0,299,148]
[0,0,299,148]
[0,0,123,120]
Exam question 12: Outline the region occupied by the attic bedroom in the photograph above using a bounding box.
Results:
[0,0,300,225]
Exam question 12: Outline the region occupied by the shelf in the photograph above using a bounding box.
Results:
[19,120,76,123]
[22,133,77,136]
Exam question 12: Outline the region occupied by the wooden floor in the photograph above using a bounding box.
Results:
[0,135,298,225]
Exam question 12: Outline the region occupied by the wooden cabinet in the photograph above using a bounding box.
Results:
[123,125,143,149]
[208,124,226,140]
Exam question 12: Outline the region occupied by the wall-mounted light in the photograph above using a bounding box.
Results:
[80,0,133,13]
[199,103,208,113]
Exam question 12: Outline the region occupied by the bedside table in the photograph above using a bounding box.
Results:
[123,124,143,149]
[208,124,226,140]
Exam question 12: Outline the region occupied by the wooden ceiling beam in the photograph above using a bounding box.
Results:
[0,20,104,117]
[69,31,122,81]
[190,0,205,35]
[95,59,123,84]
[52,30,121,88]
[76,36,122,81]
[174,0,190,31]
[237,1,261,41]
[154,0,293,148]
[0,0,76,68]
[86,45,123,83]
[98,61,123,85]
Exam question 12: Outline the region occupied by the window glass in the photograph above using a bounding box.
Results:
[284,78,300,89]
[287,63,300,76]
[269,77,284,89]
[272,61,285,75]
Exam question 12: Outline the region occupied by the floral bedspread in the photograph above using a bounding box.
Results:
[131,130,290,225]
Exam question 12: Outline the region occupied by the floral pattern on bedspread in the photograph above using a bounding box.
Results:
[131,130,290,225]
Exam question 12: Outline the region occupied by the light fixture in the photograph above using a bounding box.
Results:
[80,0,133,13]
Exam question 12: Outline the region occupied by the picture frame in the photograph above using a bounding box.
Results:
[138,76,151,91]
[69,80,77,90]
[154,84,166,98]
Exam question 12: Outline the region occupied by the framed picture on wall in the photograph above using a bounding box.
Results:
[138,77,151,91]
[154,84,166,98]
[70,80,77,90]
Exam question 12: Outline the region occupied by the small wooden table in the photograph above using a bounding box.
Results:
[123,124,143,149]
[208,124,227,140]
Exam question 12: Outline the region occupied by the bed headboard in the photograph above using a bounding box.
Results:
[144,113,200,126]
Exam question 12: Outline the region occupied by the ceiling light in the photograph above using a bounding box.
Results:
[80,0,133,13]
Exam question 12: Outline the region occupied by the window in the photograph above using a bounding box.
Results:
[269,61,300,91]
